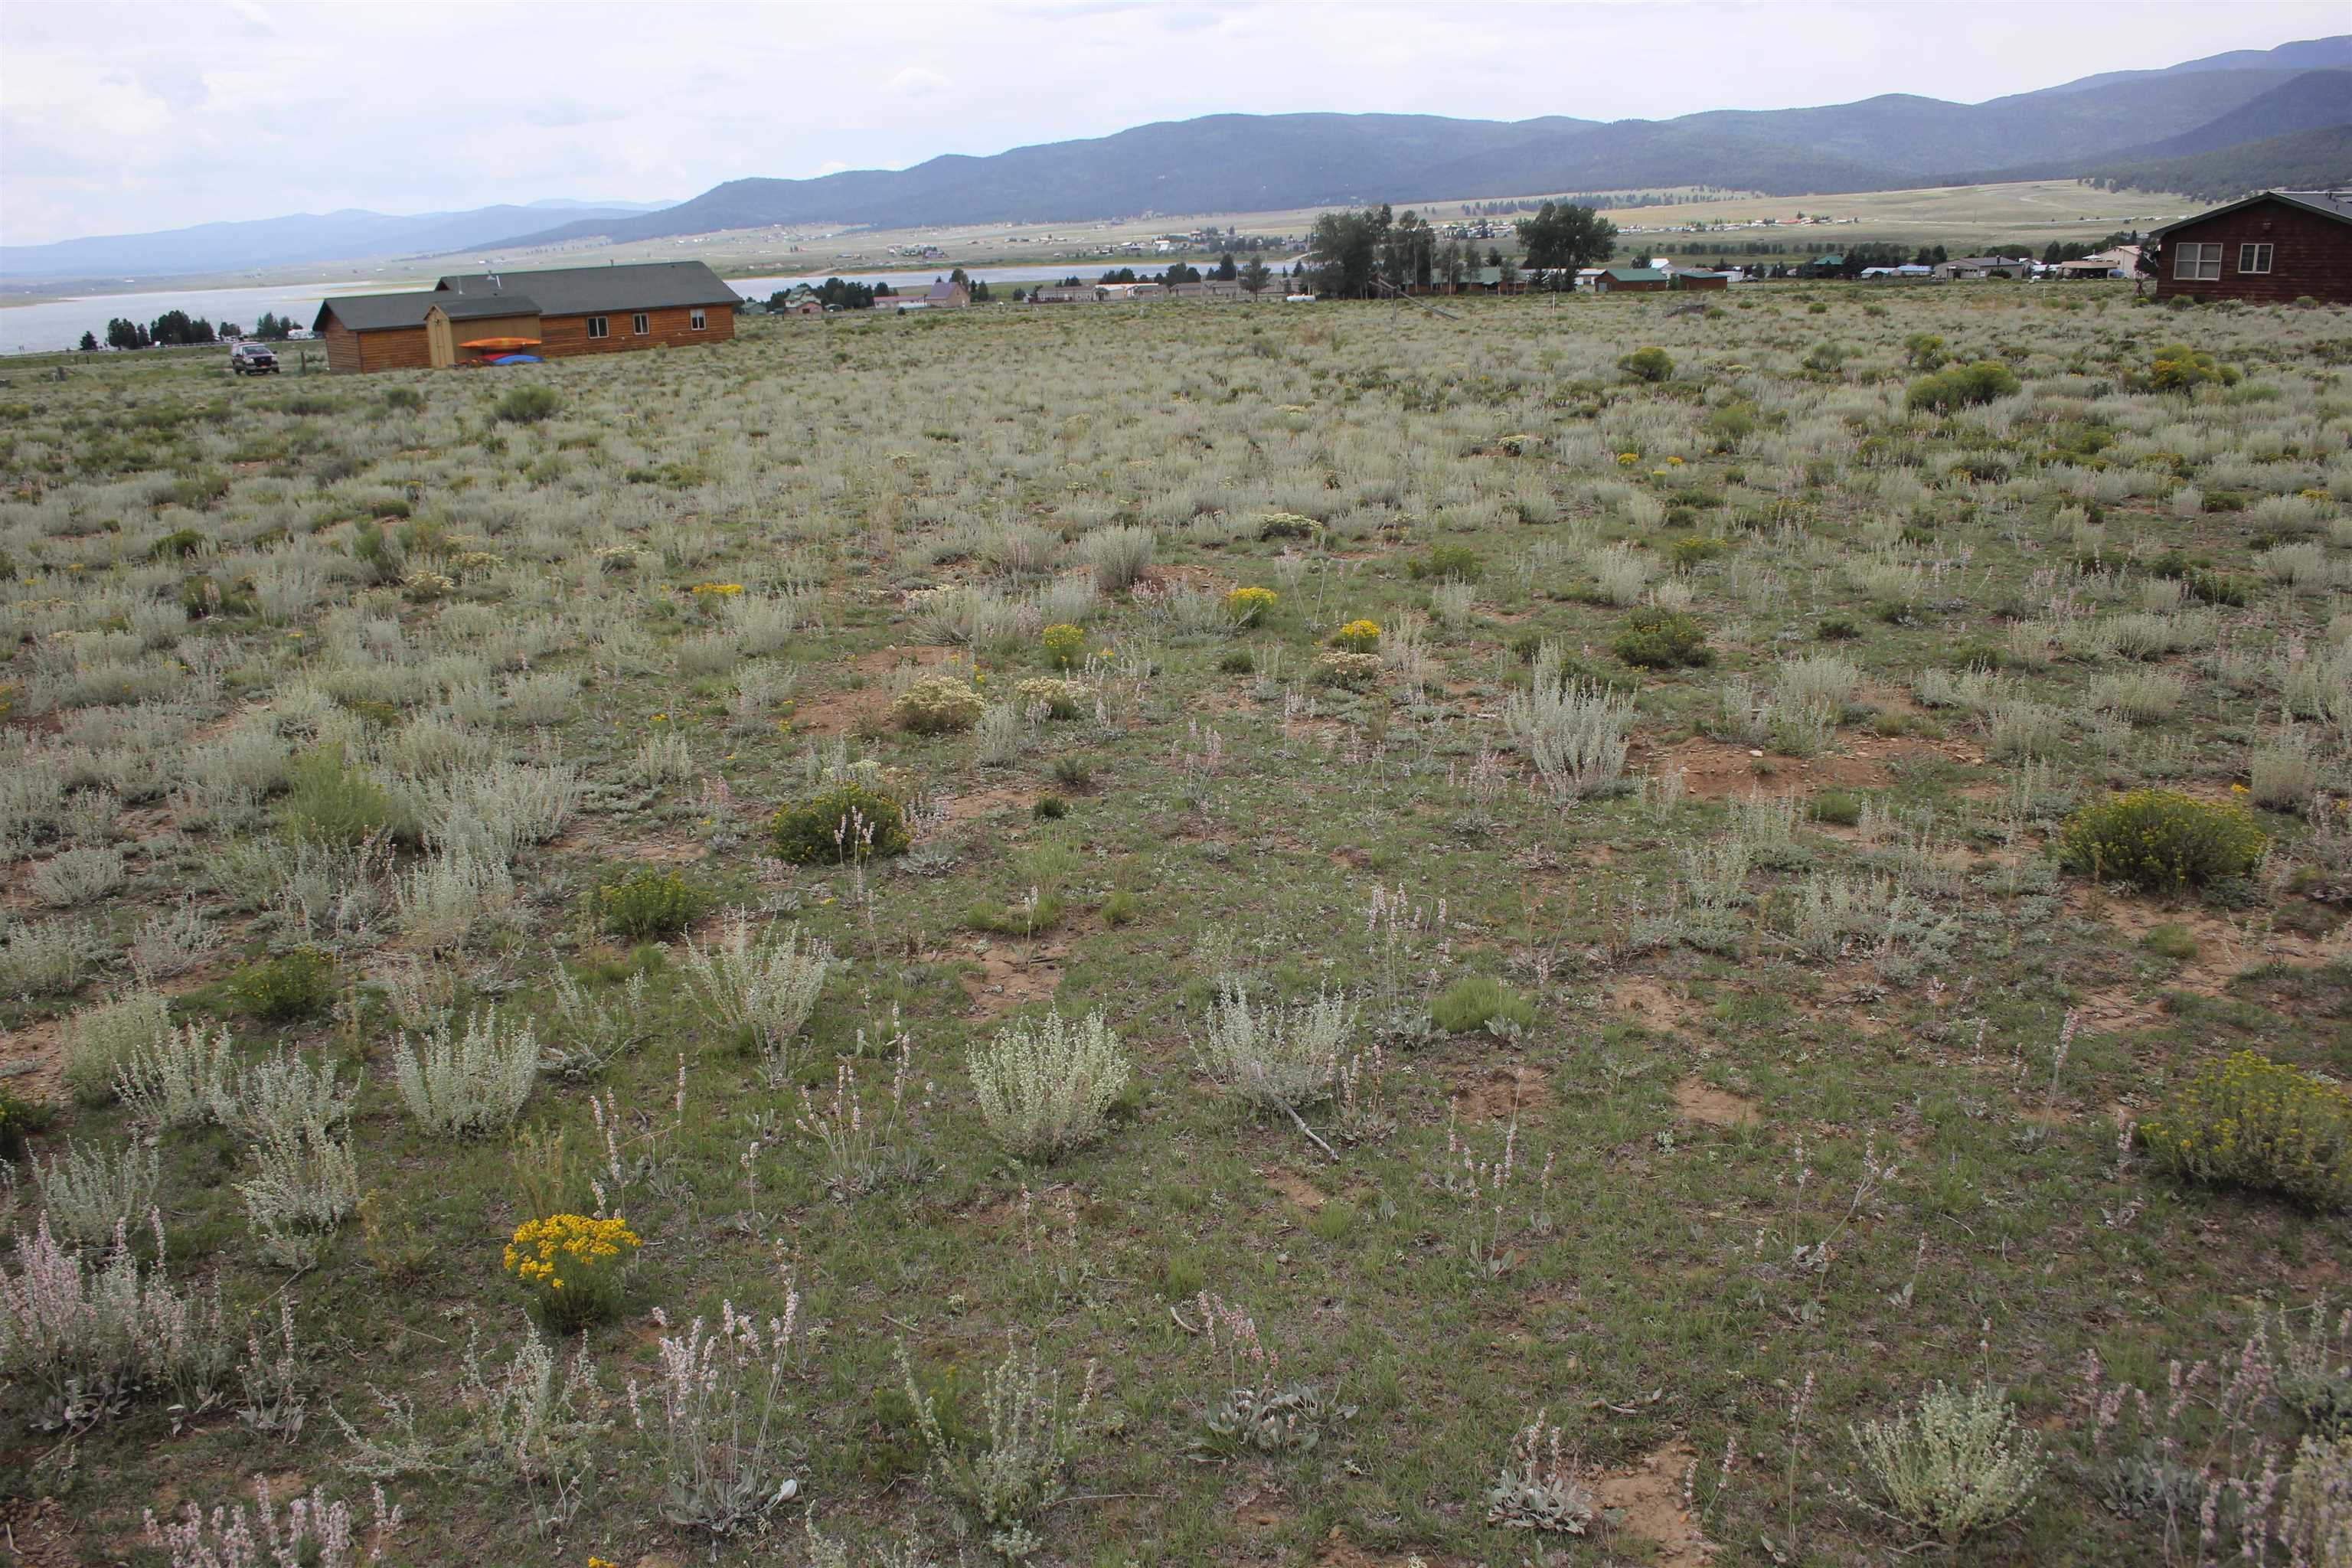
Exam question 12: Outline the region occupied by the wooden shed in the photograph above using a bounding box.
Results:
[2150,191,2352,305]
[1593,267,1670,294]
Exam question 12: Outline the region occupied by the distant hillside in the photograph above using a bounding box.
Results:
[0,199,675,286]
[2019,34,2352,97]
[2085,124,2352,204]
[488,41,2350,249]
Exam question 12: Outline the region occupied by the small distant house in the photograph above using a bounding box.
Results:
[1798,254,1845,279]
[1593,267,1670,293]
[1935,256,2033,280]
[782,298,823,316]
[923,279,972,309]
[1031,285,1097,305]
[313,260,738,373]
[1667,267,1727,291]
[2053,245,2141,279]
[2150,191,2352,304]
[1860,264,1935,281]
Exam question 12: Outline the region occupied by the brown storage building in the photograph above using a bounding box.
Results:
[314,260,740,373]
[2150,191,2352,305]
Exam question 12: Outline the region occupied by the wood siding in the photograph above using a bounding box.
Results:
[321,299,733,372]
[537,302,734,359]
[318,309,430,374]
[2157,199,2352,305]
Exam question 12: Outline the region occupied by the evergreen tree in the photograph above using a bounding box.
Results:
[78,330,99,352]
[1237,257,1272,298]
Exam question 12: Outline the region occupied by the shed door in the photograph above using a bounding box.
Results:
[426,312,454,370]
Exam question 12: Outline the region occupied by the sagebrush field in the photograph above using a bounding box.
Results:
[1,284,2348,1568]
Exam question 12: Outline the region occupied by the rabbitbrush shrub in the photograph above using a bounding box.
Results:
[892,675,987,735]
[2138,1051,2351,1209]
[2057,789,2265,893]
[967,1010,1131,1161]
[1851,1382,2044,1544]
[770,781,911,864]
[503,1212,640,1332]
[596,867,707,940]
[1906,361,2020,412]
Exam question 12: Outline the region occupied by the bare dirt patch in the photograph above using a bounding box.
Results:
[1315,1537,1471,1568]
[1636,736,1893,801]
[1612,975,1704,1034]
[1594,1442,1717,1566]
[2069,889,2350,996]
[1448,1061,1551,1124]
[0,1015,66,1102]
[851,644,957,676]
[938,782,1032,828]
[957,942,1064,1018]
[1266,1168,1328,1213]
[1673,1075,1759,1129]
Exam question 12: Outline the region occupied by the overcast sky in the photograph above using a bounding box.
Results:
[2,0,2341,246]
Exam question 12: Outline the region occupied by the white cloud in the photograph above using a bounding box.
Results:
[2,0,2344,245]
[886,64,953,97]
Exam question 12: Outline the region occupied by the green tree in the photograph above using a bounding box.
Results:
[1308,206,1390,296]
[1516,202,1618,285]
[1237,257,1272,298]
[77,330,98,352]
[1214,252,1237,282]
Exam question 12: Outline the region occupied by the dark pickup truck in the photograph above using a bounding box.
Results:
[229,342,279,375]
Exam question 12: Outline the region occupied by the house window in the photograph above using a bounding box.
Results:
[2237,243,2274,275]
[689,309,707,331]
[2173,243,2223,281]
[586,315,609,339]
[632,312,649,335]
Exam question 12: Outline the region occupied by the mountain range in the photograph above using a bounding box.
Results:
[5,36,2346,286]
[0,199,674,288]
[485,37,2349,250]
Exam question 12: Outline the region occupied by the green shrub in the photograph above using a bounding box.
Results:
[2138,1051,2350,1209]
[283,745,394,845]
[0,1081,57,1163]
[1906,361,2020,413]
[2148,343,2239,393]
[892,675,987,734]
[381,387,425,412]
[229,947,337,1022]
[493,385,560,424]
[596,868,707,940]
[1040,623,1086,668]
[1431,976,1536,1035]
[1103,891,1140,927]
[149,528,205,560]
[1617,347,1674,383]
[1612,607,1714,669]
[1816,615,1860,642]
[2141,923,2198,961]
[1668,536,1728,572]
[1408,544,1481,582]
[770,781,912,864]
[1031,795,1069,821]
[1903,332,1948,370]
[1811,791,1863,827]
[2057,789,2266,894]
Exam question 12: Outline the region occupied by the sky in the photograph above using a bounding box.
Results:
[2,0,2343,247]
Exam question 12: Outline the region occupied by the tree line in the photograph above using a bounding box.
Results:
[1305,201,1619,296]
[83,309,299,351]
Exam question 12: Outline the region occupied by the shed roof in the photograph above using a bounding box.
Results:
[429,295,541,322]
[314,291,439,334]
[2147,189,2352,240]
[432,260,739,315]
[1600,267,1670,282]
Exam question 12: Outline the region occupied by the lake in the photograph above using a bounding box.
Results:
[0,261,1278,354]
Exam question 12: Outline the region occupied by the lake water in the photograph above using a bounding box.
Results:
[0,260,1286,354]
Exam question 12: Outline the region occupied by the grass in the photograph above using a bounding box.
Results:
[0,282,2347,1566]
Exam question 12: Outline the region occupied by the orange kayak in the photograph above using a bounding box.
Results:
[461,337,542,351]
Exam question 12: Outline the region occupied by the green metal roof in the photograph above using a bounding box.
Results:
[1600,267,1669,282]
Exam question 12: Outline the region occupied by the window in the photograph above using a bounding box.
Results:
[2173,243,2222,281]
[689,309,707,331]
[586,315,609,339]
[2237,243,2273,275]
[631,312,649,335]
